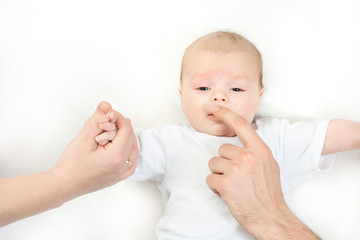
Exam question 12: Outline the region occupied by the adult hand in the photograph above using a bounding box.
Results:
[206,107,320,240]
[53,101,138,198]
[0,102,138,226]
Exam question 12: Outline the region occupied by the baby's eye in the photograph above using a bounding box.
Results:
[198,87,210,91]
[230,88,243,92]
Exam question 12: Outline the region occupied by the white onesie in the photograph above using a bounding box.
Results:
[130,118,336,240]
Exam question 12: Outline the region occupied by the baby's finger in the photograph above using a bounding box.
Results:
[97,139,110,146]
[99,122,117,132]
[95,131,117,145]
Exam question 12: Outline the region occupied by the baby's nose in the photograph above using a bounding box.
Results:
[211,92,229,103]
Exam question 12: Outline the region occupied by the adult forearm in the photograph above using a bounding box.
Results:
[0,170,72,227]
[247,208,321,240]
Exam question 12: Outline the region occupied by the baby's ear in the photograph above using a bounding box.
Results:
[255,87,265,114]
[178,88,185,113]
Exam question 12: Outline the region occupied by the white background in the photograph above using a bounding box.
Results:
[1,0,360,239]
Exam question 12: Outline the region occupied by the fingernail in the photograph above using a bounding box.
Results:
[211,106,220,112]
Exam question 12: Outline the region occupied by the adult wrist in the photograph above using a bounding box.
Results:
[47,167,80,206]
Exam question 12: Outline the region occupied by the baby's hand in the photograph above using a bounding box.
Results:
[95,111,117,146]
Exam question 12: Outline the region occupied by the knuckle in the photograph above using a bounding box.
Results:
[229,163,242,175]
[242,152,260,170]
[261,144,273,156]
[242,151,254,162]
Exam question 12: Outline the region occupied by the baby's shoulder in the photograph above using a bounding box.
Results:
[253,118,289,133]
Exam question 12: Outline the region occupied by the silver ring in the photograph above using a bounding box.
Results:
[126,159,132,168]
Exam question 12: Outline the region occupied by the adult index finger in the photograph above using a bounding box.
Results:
[212,107,265,148]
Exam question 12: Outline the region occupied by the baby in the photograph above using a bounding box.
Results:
[95,31,360,239]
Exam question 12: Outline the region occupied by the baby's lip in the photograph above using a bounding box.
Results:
[207,113,220,122]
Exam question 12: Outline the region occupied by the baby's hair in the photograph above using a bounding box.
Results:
[180,31,263,89]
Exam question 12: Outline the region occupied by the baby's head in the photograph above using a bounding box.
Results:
[179,31,264,137]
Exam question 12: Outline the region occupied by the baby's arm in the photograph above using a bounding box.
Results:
[322,119,360,155]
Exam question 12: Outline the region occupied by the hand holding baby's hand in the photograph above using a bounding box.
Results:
[54,101,138,199]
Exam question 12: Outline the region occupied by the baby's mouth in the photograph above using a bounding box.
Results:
[207,113,220,122]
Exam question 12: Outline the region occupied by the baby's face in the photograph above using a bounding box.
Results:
[180,49,263,137]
